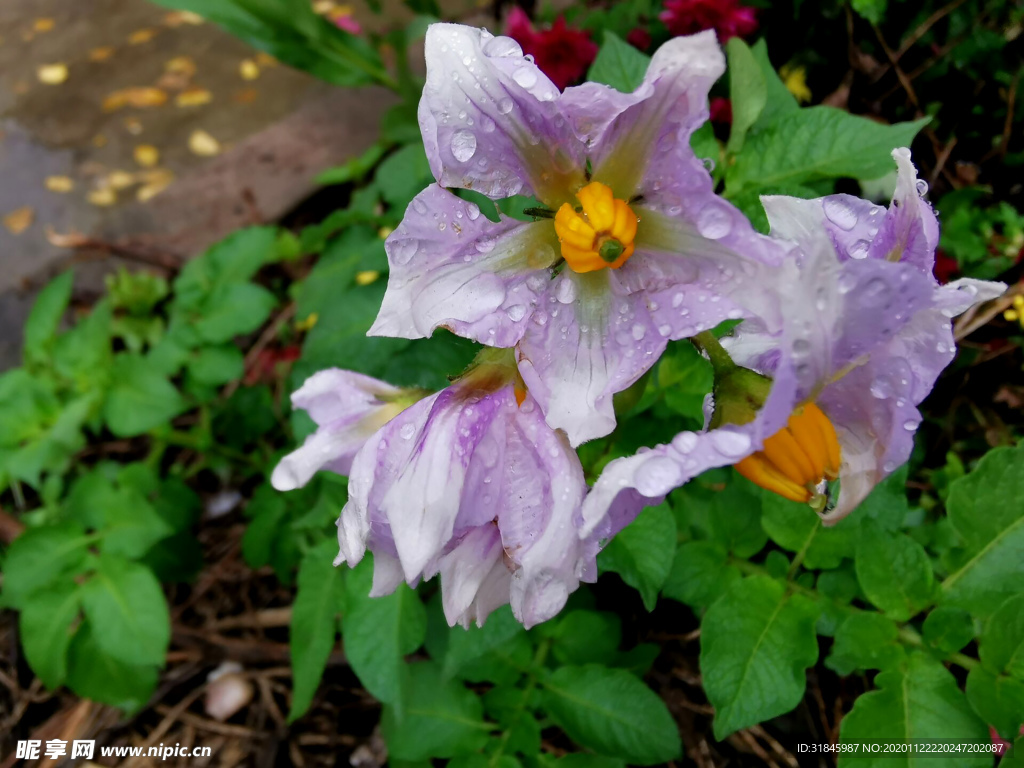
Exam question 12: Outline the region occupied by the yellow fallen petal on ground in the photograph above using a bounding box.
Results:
[34,18,56,32]
[88,188,117,206]
[103,87,168,111]
[37,63,68,85]
[165,56,196,77]
[89,46,115,62]
[128,28,158,44]
[189,130,221,156]
[134,145,160,167]
[176,87,212,107]
[254,52,278,67]
[239,59,260,80]
[107,171,136,190]
[3,207,34,234]
[137,169,174,202]
[163,10,203,26]
[45,176,75,193]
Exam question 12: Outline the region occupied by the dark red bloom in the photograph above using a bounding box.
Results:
[933,249,959,284]
[659,0,758,41]
[505,6,598,91]
[626,27,653,51]
[709,97,732,124]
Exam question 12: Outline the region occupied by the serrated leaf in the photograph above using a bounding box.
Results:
[662,540,741,610]
[837,652,990,767]
[443,604,531,684]
[344,559,427,708]
[598,502,676,610]
[551,610,621,666]
[725,38,766,154]
[80,556,170,666]
[65,622,157,713]
[826,612,904,676]
[965,666,1024,738]
[979,594,1024,680]
[289,539,345,721]
[1,522,93,610]
[24,272,73,361]
[19,581,81,689]
[542,665,681,765]
[700,575,821,739]
[103,354,188,437]
[725,108,929,194]
[381,661,489,761]
[587,31,651,94]
[922,606,974,654]
[942,443,1024,619]
[855,529,934,621]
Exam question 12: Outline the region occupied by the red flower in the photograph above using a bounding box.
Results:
[933,249,959,284]
[659,0,758,41]
[709,96,732,124]
[626,27,653,51]
[505,6,598,91]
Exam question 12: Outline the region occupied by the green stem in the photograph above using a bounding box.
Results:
[693,331,736,376]
[898,626,979,670]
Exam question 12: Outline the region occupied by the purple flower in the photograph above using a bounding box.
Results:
[583,149,1004,541]
[271,369,418,492]
[336,352,592,628]
[370,23,786,447]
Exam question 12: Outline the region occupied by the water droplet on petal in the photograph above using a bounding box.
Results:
[391,239,418,265]
[634,456,683,497]
[903,419,919,432]
[697,202,733,239]
[848,239,870,259]
[399,423,416,440]
[506,304,527,322]
[451,129,477,162]
[497,98,514,114]
[711,430,751,457]
[555,278,577,304]
[512,67,537,88]
[632,323,646,340]
[823,197,858,231]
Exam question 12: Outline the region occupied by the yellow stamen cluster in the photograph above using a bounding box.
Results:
[554,182,638,273]
[734,403,841,505]
[1004,295,1024,329]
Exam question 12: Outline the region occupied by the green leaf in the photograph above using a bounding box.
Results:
[551,610,622,666]
[761,492,857,570]
[542,665,681,765]
[194,282,278,344]
[700,575,821,739]
[187,345,245,386]
[706,472,768,558]
[0,522,92,610]
[65,470,173,558]
[344,560,427,707]
[965,666,1024,738]
[315,142,388,185]
[725,108,929,193]
[725,38,767,154]
[289,539,345,721]
[598,502,676,610]
[103,354,188,437]
[484,684,542,755]
[65,622,158,713]
[52,299,113,390]
[80,556,170,666]
[851,0,887,24]
[241,486,289,568]
[979,594,1024,680]
[837,652,990,767]
[855,529,934,621]
[749,40,798,131]
[19,581,81,689]
[587,31,651,93]
[942,442,1024,619]
[662,541,741,610]
[381,661,489,761]
[375,143,432,209]
[24,272,73,361]
[443,605,531,684]
[922,607,975,654]
[826,612,904,676]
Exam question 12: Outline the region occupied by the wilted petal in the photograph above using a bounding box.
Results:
[439,524,511,627]
[369,551,405,597]
[517,270,666,446]
[271,369,404,490]
[420,24,584,203]
[371,185,559,347]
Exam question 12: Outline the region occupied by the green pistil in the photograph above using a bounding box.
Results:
[599,239,625,263]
